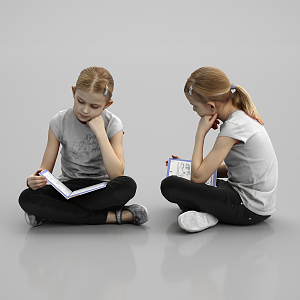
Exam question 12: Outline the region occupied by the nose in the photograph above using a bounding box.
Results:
[82,105,89,114]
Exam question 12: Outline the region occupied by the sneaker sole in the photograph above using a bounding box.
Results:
[178,211,218,233]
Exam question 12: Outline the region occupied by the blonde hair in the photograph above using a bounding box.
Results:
[75,66,114,99]
[184,67,264,125]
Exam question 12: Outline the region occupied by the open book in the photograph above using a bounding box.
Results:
[39,170,107,199]
[166,158,217,187]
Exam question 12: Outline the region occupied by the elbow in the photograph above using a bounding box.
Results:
[190,175,197,183]
[191,175,202,184]
[190,173,207,184]
[190,171,198,183]
[109,169,125,180]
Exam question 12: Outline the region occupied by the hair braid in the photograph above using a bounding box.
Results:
[75,66,114,99]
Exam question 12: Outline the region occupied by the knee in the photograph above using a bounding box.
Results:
[122,176,137,198]
[18,188,36,212]
[111,176,137,199]
[160,176,179,200]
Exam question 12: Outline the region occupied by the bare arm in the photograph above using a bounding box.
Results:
[27,127,60,190]
[88,115,125,180]
[40,127,60,172]
[191,114,238,183]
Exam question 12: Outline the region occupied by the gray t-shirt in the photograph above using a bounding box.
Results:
[218,110,278,216]
[50,108,123,181]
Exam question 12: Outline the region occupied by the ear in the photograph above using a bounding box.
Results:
[104,99,113,110]
[207,101,216,111]
[72,86,76,98]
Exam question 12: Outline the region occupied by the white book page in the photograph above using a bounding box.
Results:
[167,158,216,186]
[70,182,107,198]
[205,175,214,186]
[168,159,192,180]
[40,170,72,198]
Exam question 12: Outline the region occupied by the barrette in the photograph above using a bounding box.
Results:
[230,83,236,93]
[104,83,109,96]
[188,83,194,96]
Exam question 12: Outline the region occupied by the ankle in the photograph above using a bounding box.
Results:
[106,210,133,224]
[106,211,117,223]
[121,210,133,222]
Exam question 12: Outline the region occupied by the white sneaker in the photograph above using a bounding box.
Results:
[178,211,218,233]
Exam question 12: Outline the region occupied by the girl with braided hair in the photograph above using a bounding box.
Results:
[19,66,149,227]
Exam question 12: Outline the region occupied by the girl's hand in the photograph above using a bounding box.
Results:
[27,169,47,190]
[87,114,105,135]
[212,117,220,130]
[165,155,181,166]
[198,113,219,135]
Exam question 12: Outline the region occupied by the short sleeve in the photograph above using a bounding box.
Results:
[49,111,63,142]
[103,110,124,140]
[218,121,248,143]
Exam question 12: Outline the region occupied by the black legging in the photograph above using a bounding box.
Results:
[161,176,270,225]
[19,176,136,225]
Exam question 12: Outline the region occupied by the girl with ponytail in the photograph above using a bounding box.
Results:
[161,67,278,233]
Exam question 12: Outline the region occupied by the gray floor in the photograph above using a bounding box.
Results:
[1,188,300,300]
[1,1,300,299]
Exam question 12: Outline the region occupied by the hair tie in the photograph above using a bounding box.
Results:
[103,83,109,96]
[230,83,236,93]
[188,83,194,96]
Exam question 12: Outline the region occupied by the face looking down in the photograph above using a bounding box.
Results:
[72,87,113,123]
[186,94,216,118]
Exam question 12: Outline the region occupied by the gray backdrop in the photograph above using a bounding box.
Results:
[1,0,298,223]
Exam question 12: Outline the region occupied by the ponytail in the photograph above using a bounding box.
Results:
[232,85,264,125]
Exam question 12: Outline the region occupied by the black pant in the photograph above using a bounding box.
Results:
[161,176,270,225]
[19,176,136,225]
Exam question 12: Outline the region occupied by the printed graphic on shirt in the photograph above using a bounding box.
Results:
[69,134,101,164]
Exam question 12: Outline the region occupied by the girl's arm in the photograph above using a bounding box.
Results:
[40,127,60,172]
[27,127,60,190]
[88,115,125,180]
[191,114,238,183]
